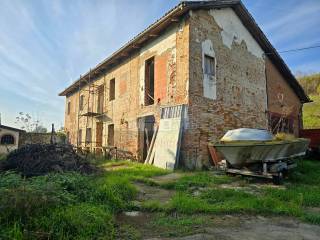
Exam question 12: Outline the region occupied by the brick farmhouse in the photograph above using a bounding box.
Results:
[59,1,310,169]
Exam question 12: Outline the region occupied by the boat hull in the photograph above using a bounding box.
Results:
[214,139,310,168]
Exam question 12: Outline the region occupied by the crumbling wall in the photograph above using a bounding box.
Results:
[184,8,268,169]
[19,132,65,145]
[266,58,302,136]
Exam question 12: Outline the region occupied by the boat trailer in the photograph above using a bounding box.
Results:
[208,144,298,184]
[225,160,297,184]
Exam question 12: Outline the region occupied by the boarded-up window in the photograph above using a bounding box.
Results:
[145,57,155,105]
[78,129,82,145]
[97,85,104,113]
[67,101,71,115]
[86,128,92,144]
[108,124,114,146]
[109,79,115,101]
[79,95,84,111]
[204,55,215,76]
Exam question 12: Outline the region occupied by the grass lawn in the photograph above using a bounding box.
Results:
[150,160,320,224]
[303,94,320,129]
[0,158,320,239]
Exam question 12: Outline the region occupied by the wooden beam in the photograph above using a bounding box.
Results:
[171,18,179,22]
[120,52,129,57]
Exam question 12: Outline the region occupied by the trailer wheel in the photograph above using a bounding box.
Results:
[273,172,284,185]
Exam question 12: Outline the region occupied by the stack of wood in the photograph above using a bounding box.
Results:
[0,144,98,177]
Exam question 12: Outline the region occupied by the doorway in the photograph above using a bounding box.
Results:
[96,122,103,148]
[139,115,155,161]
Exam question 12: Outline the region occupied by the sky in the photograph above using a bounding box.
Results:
[0,0,319,130]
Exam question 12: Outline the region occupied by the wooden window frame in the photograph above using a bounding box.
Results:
[144,57,155,106]
[204,55,216,77]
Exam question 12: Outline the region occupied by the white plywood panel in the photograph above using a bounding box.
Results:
[153,105,184,170]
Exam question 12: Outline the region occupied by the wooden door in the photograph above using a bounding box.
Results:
[96,122,103,147]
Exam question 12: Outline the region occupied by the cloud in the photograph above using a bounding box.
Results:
[0,0,319,128]
[0,0,179,128]
[259,1,320,46]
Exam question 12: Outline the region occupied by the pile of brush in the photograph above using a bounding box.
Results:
[0,144,98,176]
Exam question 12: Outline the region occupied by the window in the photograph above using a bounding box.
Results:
[203,54,217,100]
[78,129,82,145]
[1,135,14,145]
[79,95,84,111]
[108,124,114,146]
[97,85,104,113]
[109,79,115,101]
[67,101,71,115]
[86,128,92,144]
[204,55,215,76]
[145,57,155,105]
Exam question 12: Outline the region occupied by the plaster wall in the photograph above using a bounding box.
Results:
[0,128,20,154]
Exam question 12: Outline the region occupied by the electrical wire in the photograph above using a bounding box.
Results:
[265,44,320,55]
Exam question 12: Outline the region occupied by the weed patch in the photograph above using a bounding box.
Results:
[0,160,168,239]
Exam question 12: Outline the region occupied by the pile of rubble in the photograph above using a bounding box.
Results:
[0,144,98,176]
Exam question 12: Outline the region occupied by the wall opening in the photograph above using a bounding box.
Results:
[67,101,71,115]
[0,134,14,145]
[97,85,104,113]
[204,55,216,76]
[96,122,103,148]
[78,129,82,146]
[269,112,294,134]
[145,57,155,105]
[66,131,70,143]
[107,124,114,146]
[79,95,84,111]
[202,40,217,100]
[109,78,115,101]
[86,128,92,144]
[138,115,155,161]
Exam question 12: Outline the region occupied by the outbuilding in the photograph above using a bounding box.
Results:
[0,125,25,154]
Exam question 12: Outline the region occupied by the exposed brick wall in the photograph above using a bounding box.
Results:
[63,8,302,169]
[64,23,190,161]
[182,9,268,169]
[265,58,302,136]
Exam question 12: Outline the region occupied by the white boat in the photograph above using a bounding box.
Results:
[214,129,310,168]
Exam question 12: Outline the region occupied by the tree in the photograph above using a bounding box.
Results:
[15,112,46,133]
[32,125,47,133]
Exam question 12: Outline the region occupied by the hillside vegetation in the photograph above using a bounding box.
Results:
[298,73,320,129]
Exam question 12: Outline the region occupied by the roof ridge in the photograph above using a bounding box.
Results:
[58,0,309,103]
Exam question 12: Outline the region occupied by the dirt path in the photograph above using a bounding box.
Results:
[115,179,320,239]
[116,212,320,240]
[134,182,174,203]
[150,172,192,185]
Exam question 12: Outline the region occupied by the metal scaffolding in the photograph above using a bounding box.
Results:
[76,69,107,152]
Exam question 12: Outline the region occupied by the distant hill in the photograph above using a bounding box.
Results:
[298,73,320,129]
